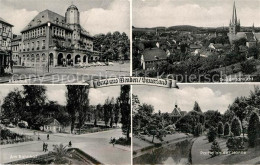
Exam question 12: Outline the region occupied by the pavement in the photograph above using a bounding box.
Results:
[0,127,131,164]
[0,62,130,84]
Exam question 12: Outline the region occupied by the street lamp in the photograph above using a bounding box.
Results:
[47,22,51,73]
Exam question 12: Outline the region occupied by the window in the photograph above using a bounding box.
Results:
[42,40,45,46]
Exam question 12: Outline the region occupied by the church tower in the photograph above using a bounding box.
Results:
[228,1,240,44]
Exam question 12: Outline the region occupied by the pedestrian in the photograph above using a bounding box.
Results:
[45,143,48,152]
[38,136,40,141]
[69,141,72,147]
[43,142,45,151]
[47,134,49,140]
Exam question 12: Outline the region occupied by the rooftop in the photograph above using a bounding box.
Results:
[142,48,167,61]
[0,17,13,27]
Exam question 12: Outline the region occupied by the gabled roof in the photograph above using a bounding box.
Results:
[142,48,167,61]
[44,118,61,126]
[172,107,182,116]
[21,9,69,33]
[0,17,13,27]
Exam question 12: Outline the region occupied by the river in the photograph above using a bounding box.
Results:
[133,138,193,165]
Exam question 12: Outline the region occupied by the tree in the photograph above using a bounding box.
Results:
[229,97,248,123]
[110,97,115,128]
[114,98,120,126]
[209,140,222,157]
[248,46,259,59]
[248,112,260,147]
[241,59,257,74]
[194,123,203,137]
[103,97,114,127]
[193,101,202,113]
[204,110,222,129]
[208,127,217,142]
[119,85,131,140]
[224,123,230,136]
[231,117,242,136]
[146,115,166,143]
[1,89,24,125]
[66,85,90,134]
[23,85,47,128]
[218,122,224,136]
[77,86,90,134]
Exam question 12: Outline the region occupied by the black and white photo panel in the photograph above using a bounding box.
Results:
[133,83,260,164]
[132,0,260,83]
[0,84,131,164]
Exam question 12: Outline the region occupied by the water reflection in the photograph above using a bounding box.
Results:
[134,139,192,165]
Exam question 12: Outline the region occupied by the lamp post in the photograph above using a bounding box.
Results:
[47,22,51,73]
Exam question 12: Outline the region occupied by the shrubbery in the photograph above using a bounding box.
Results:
[218,122,224,136]
[194,123,203,137]
[208,127,217,142]
[209,140,222,157]
[224,123,230,136]
[0,126,33,145]
[226,136,245,152]
[248,112,260,147]
[231,117,242,136]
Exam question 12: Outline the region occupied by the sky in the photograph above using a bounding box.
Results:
[133,83,260,114]
[133,0,260,28]
[0,0,130,36]
[0,85,121,106]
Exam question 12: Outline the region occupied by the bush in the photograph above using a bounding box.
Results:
[224,123,230,136]
[248,112,260,147]
[209,140,222,157]
[231,117,242,136]
[218,122,224,136]
[112,137,131,146]
[226,136,245,152]
[208,127,217,142]
[241,59,257,74]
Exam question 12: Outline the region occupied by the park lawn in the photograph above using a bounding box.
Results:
[191,136,260,164]
[133,137,153,151]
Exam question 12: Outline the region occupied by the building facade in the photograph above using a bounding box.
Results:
[11,35,22,65]
[140,48,167,70]
[19,4,95,67]
[0,17,13,74]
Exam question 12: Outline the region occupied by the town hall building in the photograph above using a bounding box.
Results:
[18,4,97,67]
[228,2,260,47]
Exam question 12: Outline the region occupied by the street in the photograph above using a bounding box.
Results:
[0,62,130,84]
[0,127,131,164]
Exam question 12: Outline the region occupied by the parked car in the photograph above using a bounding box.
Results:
[100,62,106,66]
[7,123,15,128]
[18,122,27,128]
[90,62,97,67]
[96,62,102,66]
[107,62,114,66]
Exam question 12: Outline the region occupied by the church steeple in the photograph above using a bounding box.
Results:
[232,1,237,24]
